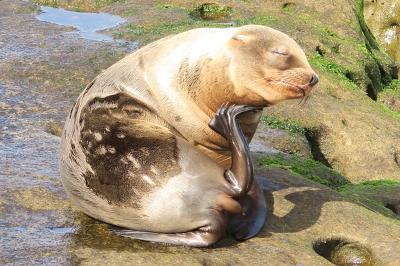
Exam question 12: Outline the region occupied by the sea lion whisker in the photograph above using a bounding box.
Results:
[299,95,310,107]
[304,95,310,105]
[298,97,304,105]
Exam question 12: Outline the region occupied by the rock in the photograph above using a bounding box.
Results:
[378,80,400,113]
[315,240,376,266]
[337,180,400,219]
[255,152,349,190]
[46,121,63,137]
[267,81,400,182]
[238,0,400,183]
[253,119,312,158]
[189,3,232,20]
[2,0,400,264]
[62,164,400,265]
[15,188,70,211]
[364,0,400,70]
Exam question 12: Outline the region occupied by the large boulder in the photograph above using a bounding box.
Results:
[246,0,400,182]
[364,0,400,69]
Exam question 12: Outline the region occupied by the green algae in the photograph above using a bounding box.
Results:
[115,20,218,44]
[383,79,400,91]
[309,53,359,90]
[236,15,278,26]
[114,14,279,44]
[189,3,232,21]
[337,180,400,219]
[261,115,305,136]
[259,153,400,220]
[258,154,349,189]
[337,180,400,191]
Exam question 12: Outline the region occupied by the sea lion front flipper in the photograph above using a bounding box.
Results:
[110,226,223,247]
[209,104,262,196]
[227,180,267,240]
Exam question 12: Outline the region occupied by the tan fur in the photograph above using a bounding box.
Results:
[60,25,317,238]
[88,25,316,165]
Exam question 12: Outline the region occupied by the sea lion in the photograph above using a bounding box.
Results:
[60,24,318,247]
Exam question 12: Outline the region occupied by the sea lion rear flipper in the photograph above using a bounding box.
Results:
[110,226,222,247]
[227,180,267,240]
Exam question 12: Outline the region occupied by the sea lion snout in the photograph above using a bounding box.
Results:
[295,72,319,97]
[309,73,319,87]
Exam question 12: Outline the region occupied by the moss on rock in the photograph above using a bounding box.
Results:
[379,79,400,112]
[189,3,232,21]
[261,114,306,136]
[257,153,349,189]
[337,180,400,219]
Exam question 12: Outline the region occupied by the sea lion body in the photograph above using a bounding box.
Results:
[60,25,318,246]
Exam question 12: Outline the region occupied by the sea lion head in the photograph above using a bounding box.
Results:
[227,25,318,106]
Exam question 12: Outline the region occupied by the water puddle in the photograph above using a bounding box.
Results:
[35,6,126,41]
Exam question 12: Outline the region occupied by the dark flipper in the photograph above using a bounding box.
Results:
[209,104,262,197]
[227,180,266,240]
[110,226,224,247]
[209,104,266,240]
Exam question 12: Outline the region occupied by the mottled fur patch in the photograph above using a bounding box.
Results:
[79,93,181,207]
[178,57,211,99]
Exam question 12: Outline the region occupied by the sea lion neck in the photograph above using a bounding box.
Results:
[183,54,237,118]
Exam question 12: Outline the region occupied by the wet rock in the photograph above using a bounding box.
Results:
[0,101,11,110]
[15,188,70,211]
[331,243,375,266]
[253,122,312,158]
[46,121,63,137]
[0,199,4,214]
[314,238,376,266]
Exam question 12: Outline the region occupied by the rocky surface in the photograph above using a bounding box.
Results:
[1,0,400,265]
[364,0,400,115]
[364,0,400,69]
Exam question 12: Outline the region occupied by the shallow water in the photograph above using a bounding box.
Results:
[35,6,126,41]
[0,2,132,263]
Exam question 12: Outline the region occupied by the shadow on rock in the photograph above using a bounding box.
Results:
[255,167,345,237]
[67,165,380,252]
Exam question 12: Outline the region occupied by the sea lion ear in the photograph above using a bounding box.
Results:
[230,34,250,46]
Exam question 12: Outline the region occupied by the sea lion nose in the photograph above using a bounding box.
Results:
[309,73,319,87]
